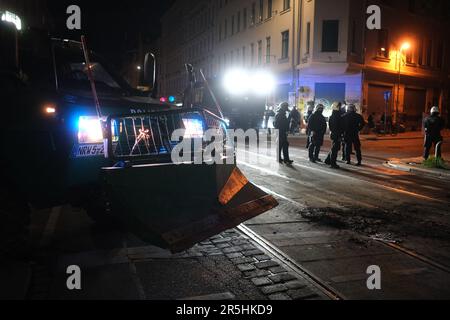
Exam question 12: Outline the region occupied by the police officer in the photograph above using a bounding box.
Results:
[308,104,327,163]
[423,106,445,160]
[274,102,294,164]
[325,102,343,169]
[289,106,301,135]
[305,102,315,149]
[340,103,348,161]
[343,104,366,166]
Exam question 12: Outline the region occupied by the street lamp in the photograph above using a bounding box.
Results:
[395,41,411,131]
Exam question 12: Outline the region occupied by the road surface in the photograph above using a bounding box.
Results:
[6,134,450,300]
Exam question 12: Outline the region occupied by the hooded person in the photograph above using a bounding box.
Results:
[423,106,445,160]
[274,102,294,164]
[308,104,327,163]
[342,104,366,166]
[325,102,344,169]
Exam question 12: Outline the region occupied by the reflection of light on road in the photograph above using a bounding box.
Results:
[237,148,446,204]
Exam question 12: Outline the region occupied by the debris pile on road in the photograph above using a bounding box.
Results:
[298,206,450,244]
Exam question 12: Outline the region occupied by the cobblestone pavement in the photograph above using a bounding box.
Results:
[188,229,328,301]
[26,220,328,300]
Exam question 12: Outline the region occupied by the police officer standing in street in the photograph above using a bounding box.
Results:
[305,101,315,149]
[308,104,327,163]
[289,106,301,135]
[343,104,366,166]
[424,106,445,160]
[340,103,348,161]
[274,102,294,164]
[325,102,343,169]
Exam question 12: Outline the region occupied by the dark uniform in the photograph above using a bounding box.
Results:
[423,111,445,160]
[343,107,365,165]
[289,107,301,134]
[274,104,293,164]
[305,103,315,149]
[340,105,348,161]
[307,106,327,162]
[325,109,344,168]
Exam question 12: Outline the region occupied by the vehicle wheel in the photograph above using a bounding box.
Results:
[0,185,31,259]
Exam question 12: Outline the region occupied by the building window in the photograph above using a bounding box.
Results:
[377,29,389,58]
[251,43,255,66]
[306,22,311,54]
[322,20,339,52]
[224,19,228,39]
[243,46,247,66]
[436,41,444,69]
[408,0,416,13]
[237,11,241,32]
[232,15,235,35]
[243,8,248,29]
[259,0,264,22]
[266,37,271,63]
[418,38,424,65]
[406,47,413,64]
[268,0,273,19]
[281,31,289,59]
[219,23,222,42]
[283,0,290,11]
[351,20,356,54]
[425,39,432,67]
[258,40,263,65]
[251,3,256,25]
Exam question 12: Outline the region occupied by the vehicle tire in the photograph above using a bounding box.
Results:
[0,185,31,259]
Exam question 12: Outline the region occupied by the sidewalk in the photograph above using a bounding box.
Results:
[386,155,450,179]
[290,130,450,142]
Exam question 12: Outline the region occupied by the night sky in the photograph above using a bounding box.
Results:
[47,0,174,64]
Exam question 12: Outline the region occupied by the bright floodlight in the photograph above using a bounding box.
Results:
[1,11,22,31]
[251,71,275,96]
[223,69,250,95]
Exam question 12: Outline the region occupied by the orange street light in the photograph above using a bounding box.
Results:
[400,42,411,52]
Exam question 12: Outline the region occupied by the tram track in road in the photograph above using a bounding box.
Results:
[237,223,345,300]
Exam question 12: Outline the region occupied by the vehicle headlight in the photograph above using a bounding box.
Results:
[78,116,103,144]
[182,118,204,139]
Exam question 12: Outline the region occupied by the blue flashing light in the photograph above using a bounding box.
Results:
[168,96,176,103]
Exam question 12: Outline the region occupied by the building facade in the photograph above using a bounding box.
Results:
[160,0,450,129]
[214,0,299,104]
[160,0,216,98]
[298,0,450,126]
